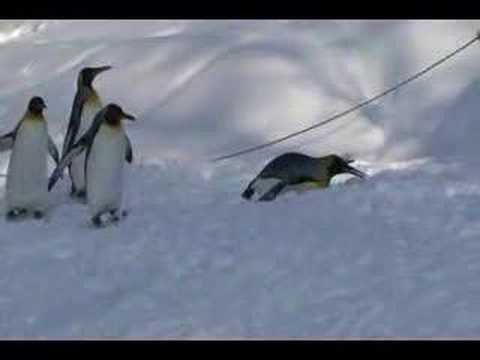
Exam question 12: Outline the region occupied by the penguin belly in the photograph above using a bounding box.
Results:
[250,177,328,200]
[86,125,126,216]
[6,121,48,211]
[287,180,328,194]
[70,100,102,192]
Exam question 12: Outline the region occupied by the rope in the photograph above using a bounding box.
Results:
[211,32,480,163]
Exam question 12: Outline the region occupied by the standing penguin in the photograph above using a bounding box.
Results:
[49,103,135,227]
[242,152,366,201]
[62,66,112,199]
[0,97,59,219]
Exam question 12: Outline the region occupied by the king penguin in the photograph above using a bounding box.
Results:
[49,103,135,227]
[241,152,367,201]
[0,96,59,219]
[62,66,112,200]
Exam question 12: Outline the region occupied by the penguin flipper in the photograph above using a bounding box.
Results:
[258,181,287,201]
[62,91,85,158]
[241,186,254,200]
[48,143,87,191]
[0,131,15,152]
[50,106,107,191]
[0,123,20,152]
[125,134,133,163]
[48,135,60,165]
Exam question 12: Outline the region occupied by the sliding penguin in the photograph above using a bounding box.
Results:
[49,103,135,227]
[0,97,59,219]
[62,66,112,199]
[242,152,366,201]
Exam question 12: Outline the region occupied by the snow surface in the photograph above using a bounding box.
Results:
[1,20,480,337]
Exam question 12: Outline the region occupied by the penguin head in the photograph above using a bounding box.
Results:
[27,96,47,116]
[324,154,366,180]
[104,103,136,127]
[78,66,112,88]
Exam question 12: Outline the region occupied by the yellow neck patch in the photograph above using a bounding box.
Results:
[304,179,329,188]
[23,111,45,123]
[105,118,122,130]
[85,88,101,106]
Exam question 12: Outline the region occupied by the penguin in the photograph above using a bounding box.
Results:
[49,103,135,227]
[62,65,112,200]
[241,152,366,201]
[0,96,59,219]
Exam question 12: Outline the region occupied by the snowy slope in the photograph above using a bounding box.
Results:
[1,20,480,337]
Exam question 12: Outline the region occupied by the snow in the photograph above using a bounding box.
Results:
[1,20,480,337]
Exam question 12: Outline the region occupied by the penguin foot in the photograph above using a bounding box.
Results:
[110,209,128,223]
[33,211,44,220]
[109,210,120,222]
[91,210,128,228]
[91,215,103,228]
[6,208,28,221]
[71,189,87,202]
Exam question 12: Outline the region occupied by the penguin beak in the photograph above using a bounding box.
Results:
[122,112,136,121]
[342,163,367,179]
[92,65,112,77]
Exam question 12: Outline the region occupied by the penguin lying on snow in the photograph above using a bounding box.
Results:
[48,103,135,227]
[63,66,111,200]
[242,152,367,201]
[0,97,59,220]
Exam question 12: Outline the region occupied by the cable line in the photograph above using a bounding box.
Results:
[211,32,480,162]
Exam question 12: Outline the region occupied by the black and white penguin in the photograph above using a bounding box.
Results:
[242,152,366,201]
[0,96,59,219]
[62,66,112,199]
[49,103,135,227]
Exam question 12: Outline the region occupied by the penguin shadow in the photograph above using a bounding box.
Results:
[3,211,37,223]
